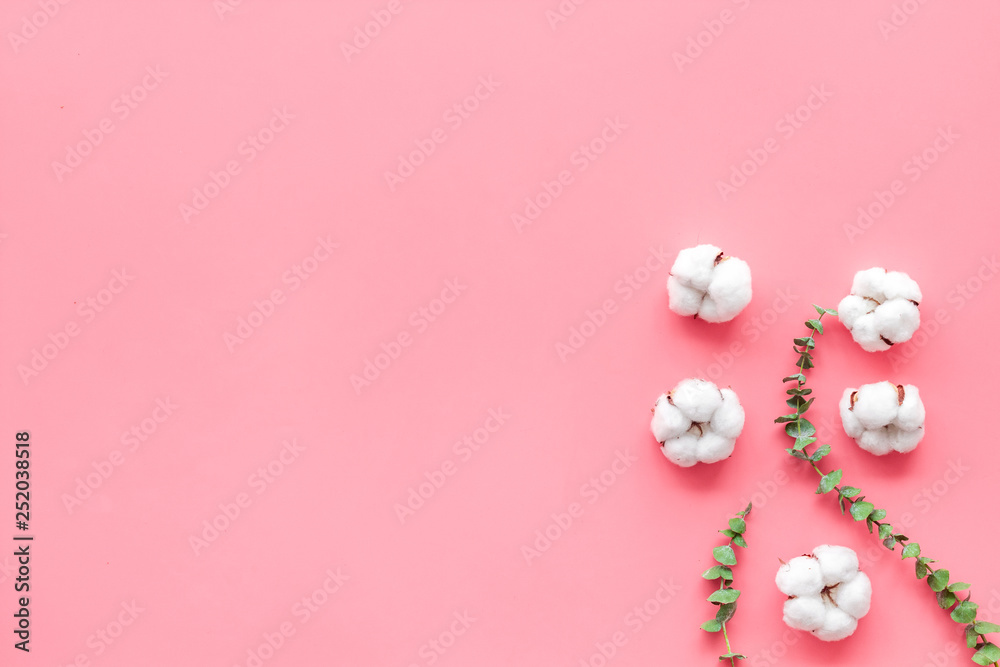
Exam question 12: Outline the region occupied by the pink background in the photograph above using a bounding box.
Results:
[3,1,1000,665]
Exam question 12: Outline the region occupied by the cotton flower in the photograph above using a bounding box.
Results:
[650,379,744,466]
[776,545,872,642]
[667,244,752,323]
[839,381,925,455]
[838,267,921,352]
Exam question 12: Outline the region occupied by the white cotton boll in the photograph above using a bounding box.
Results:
[892,426,924,454]
[671,379,722,422]
[837,295,874,330]
[667,245,752,323]
[839,389,865,439]
[778,545,870,642]
[697,295,724,323]
[873,299,920,345]
[651,379,743,466]
[841,267,922,352]
[671,244,722,292]
[703,258,752,323]
[661,433,698,467]
[896,385,925,430]
[849,313,890,352]
[882,270,922,303]
[859,429,895,456]
[710,389,745,439]
[831,572,872,619]
[813,604,858,642]
[843,381,926,455]
[851,267,887,302]
[695,432,734,464]
[650,394,692,443]
[813,545,860,587]
[666,276,703,317]
[852,382,900,430]
[776,556,825,597]
[783,596,826,632]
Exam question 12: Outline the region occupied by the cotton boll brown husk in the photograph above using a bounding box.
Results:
[667,244,752,323]
[839,267,921,351]
[776,545,871,642]
[840,381,925,455]
[650,379,744,466]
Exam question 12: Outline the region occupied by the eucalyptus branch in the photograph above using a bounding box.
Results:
[776,305,1000,666]
[700,503,752,665]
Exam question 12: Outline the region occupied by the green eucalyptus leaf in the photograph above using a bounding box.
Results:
[716,602,737,624]
[974,621,1000,634]
[805,319,824,333]
[713,546,737,566]
[929,569,950,593]
[951,600,979,624]
[701,619,722,632]
[973,643,1000,665]
[901,543,920,559]
[729,518,746,534]
[732,535,748,549]
[817,469,843,494]
[708,589,740,604]
[786,419,816,438]
[850,501,875,521]
[794,436,817,451]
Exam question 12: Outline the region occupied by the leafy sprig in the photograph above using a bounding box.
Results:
[701,503,752,664]
[776,305,1000,666]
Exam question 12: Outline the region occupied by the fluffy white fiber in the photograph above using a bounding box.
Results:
[838,267,921,352]
[650,379,744,467]
[776,545,872,642]
[667,244,752,323]
[839,381,925,455]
